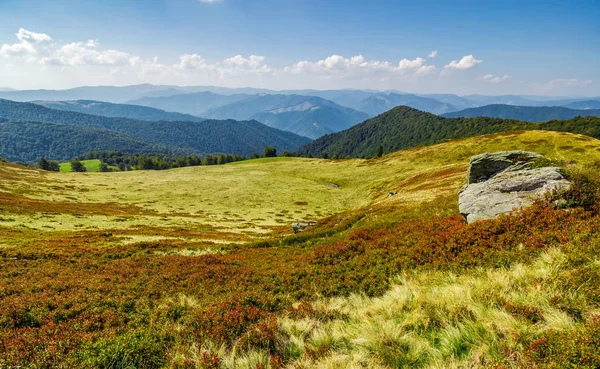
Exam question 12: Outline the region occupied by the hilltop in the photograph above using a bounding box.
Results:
[298,105,600,157]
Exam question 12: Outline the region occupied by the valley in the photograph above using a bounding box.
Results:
[2,129,600,367]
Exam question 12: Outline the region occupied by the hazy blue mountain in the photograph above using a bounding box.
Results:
[561,100,600,110]
[0,99,311,157]
[278,89,378,110]
[128,92,251,116]
[357,93,457,115]
[0,84,185,103]
[442,104,600,121]
[33,100,204,122]
[201,94,370,138]
[462,94,538,106]
[460,95,599,108]
[252,102,369,139]
[418,94,478,111]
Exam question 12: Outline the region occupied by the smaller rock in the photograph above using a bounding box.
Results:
[292,221,318,234]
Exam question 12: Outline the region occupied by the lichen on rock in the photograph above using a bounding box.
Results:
[459,151,570,223]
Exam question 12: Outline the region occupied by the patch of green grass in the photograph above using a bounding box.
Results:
[59,159,118,173]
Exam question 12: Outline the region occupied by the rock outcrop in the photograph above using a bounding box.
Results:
[459,151,570,223]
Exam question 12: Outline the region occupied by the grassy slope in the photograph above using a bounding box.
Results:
[1,130,599,368]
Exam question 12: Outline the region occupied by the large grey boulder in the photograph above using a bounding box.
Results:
[459,151,570,223]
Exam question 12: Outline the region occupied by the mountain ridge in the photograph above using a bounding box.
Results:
[442,104,600,121]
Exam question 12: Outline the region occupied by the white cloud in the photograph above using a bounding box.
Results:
[40,40,132,66]
[199,0,221,3]
[0,28,53,57]
[220,54,271,76]
[175,54,212,71]
[428,50,438,58]
[284,54,435,78]
[478,74,509,83]
[444,54,482,70]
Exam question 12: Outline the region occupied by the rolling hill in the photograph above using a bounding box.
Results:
[297,105,600,158]
[0,99,311,159]
[562,100,600,110]
[33,100,205,122]
[442,104,600,121]
[201,94,371,139]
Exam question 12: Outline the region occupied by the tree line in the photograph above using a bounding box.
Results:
[37,146,281,172]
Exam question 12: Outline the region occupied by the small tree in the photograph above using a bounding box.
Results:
[70,159,87,172]
[251,152,261,159]
[99,162,111,172]
[48,161,60,172]
[263,146,277,158]
[38,157,50,171]
[377,145,384,158]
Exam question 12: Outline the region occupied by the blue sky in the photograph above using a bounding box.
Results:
[0,0,598,95]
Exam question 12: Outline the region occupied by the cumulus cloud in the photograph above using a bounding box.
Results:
[478,74,509,83]
[428,50,438,58]
[0,28,272,82]
[41,40,132,66]
[444,54,482,70]
[284,54,435,78]
[0,28,53,57]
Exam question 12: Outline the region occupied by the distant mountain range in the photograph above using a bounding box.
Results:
[130,93,369,139]
[1,83,597,113]
[200,94,370,139]
[33,100,205,122]
[353,93,457,116]
[297,106,600,158]
[0,99,310,162]
[2,84,600,144]
[442,104,600,121]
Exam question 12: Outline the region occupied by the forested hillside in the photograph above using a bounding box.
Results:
[34,100,205,122]
[0,119,194,162]
[0,99,311,159]
[297,106,600,157]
